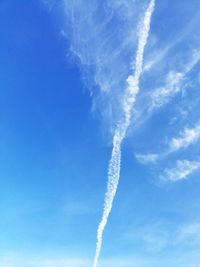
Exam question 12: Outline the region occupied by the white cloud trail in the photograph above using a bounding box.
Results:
[93,1,155,267]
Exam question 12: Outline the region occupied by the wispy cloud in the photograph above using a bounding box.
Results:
[32,258,90,267]
[125,222,169,251]
[160,160,200,182]
[143,8,200,73]
[135,121,200,166]
[63,0,150,128]
[135,153,158,164]
[127,47,200,143]
[150,71,183,109]
[0,253,155,267]
[148,49,200,111]
[169,122,200,152]
[0,255,91,267]
[123,220,200,252]
[177,223,200,245]
[143,45,171,72]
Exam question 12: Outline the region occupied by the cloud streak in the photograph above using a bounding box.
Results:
[93,1,155,267]
[149,49,200,111]
[160,160,200,182]
[135,120,200,169]
[169,122,200,152]
[135,153,158,164]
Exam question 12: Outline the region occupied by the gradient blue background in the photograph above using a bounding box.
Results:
[0,1,200,267]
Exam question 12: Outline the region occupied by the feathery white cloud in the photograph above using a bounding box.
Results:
[149,49,200,111]
[0,253,155,267]
[123,220,200,252]
[0,255,90,267]
[150,71,183,109]
[169,122,200,152]
[178,222,200,242]
[134,121,200,165]
[135,153,158,164]
[160,160,200,182]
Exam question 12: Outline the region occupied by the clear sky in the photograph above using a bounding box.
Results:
[0,1,200,267]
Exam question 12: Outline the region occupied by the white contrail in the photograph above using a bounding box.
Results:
[93,1,155,267]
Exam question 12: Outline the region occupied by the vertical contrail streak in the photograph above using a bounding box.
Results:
[93,1,155,267]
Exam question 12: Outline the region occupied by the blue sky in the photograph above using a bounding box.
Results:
[1,1,200,267]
